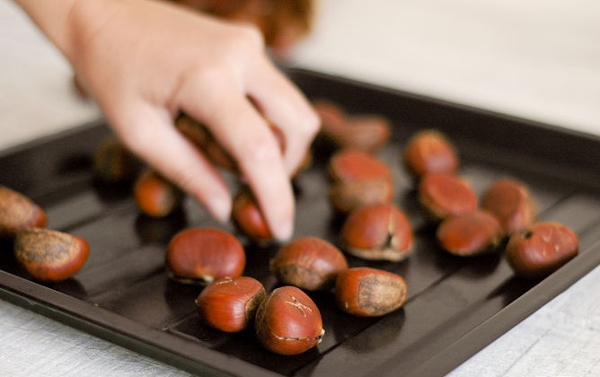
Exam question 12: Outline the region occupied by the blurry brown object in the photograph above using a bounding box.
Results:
[418,172,477,222]
[0,185,48,239]
[174,0,315,56]
[403,129,459,179]
[436,210,503,256]
[93,137,142,183]
[133,169,184,218]
[481,178,537,236]
[314,100,392,153]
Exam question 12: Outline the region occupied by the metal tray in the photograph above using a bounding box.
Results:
[2,69,600,377]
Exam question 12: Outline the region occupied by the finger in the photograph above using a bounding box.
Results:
[179,76,295,241]
[244,59,320,176]
[113,103,232,222]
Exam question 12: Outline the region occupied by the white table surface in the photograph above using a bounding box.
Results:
[1,0,600,376]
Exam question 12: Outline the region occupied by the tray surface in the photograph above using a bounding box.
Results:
[2,69,600,377]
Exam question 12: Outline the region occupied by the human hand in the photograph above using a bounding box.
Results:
[18,0,319,241]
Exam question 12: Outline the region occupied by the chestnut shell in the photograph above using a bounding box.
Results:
[403,129,459,178]
[418,173,477,222]
[436,210,503,256]
[14,228,89,282]
[166,228,246,284]
[270,237,348,291]
[505,222,578,279]
[133,170,183,218]
[0,185,48,238]
[335,267,408,317]
[196,276,266,332]
[340,203,414,262]
[255,286,324,355]
[231,187,273,243]
[481,178,537,235]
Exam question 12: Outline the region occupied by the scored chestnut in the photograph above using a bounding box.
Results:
[0,185,48,239]
[196,276,266,333]
[270,236,348,291]
[133,169,184,218]
[418,172,477,222]
[14,228,89,282]
[335,267,408,317]
[340,203,414,262]
[481,178,536,235]
[403,129,459,179]
[505,222,578,279]
[436,210,503,256]
[231,187,273,243]
[166,227,246,285]
[255,285,324,355]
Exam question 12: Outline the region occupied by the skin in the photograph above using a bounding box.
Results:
[15,0,320,241]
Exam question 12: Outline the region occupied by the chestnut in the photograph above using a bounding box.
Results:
[314,100,391,153]
[403,129,459,179]
[328,149,394,213]
[0,185,48,238]
[335,267,408,317]
[340,203,414,262]
[14,228,89,282]
[231,187,273,243]
[418,173,477,222]
[93,137,142,183]
[255,285,324,355]
[270,237,348,291]
[196,276,266,332]
[133,169,184,218]
[481,178,536,235]
[505,222,578,279]
[436,210,503,256]
[166,228,246,285]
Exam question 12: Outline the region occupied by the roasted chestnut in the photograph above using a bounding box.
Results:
[14,228,89,282]
[505,222,578,279]
[231,187,273,243]
[403,129,459,179]
[270,237,348,291]
[166,228,246,284]
[196,276,266,332]
[255,285,324,355]
[335,267,408,317]
[133,169,184,218]
[481,178,536,235]
[0,185,47,238]
[340,203,413,262]
[418,172,477,222]
[436,210,503,256]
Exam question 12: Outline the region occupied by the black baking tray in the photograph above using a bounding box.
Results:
[2,68,600,377]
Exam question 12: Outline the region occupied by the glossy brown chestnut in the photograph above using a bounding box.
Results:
[93,137,142,183]
[481,178,536,235]
[505,222,578,279]
[403,129,459,179]
[0,185,48,239]
[255,286,324,355]
[14,228,89,282]
[335,267,408,317]
[196,276,266,332]
[436,210,503,256]
[166,228,246,285]
[340,203,414,262]
[328,149,394,213]
[133,170,184,218]
[270,237,348,291]
[231,187,273,243]
[418,172,477,222]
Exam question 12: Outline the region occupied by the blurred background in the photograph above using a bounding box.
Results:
[1,0,599,153]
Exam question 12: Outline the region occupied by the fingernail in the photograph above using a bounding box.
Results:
[273,217,294,242]
[209,194,232,223]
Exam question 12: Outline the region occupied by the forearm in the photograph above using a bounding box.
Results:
[13,0,128,65]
